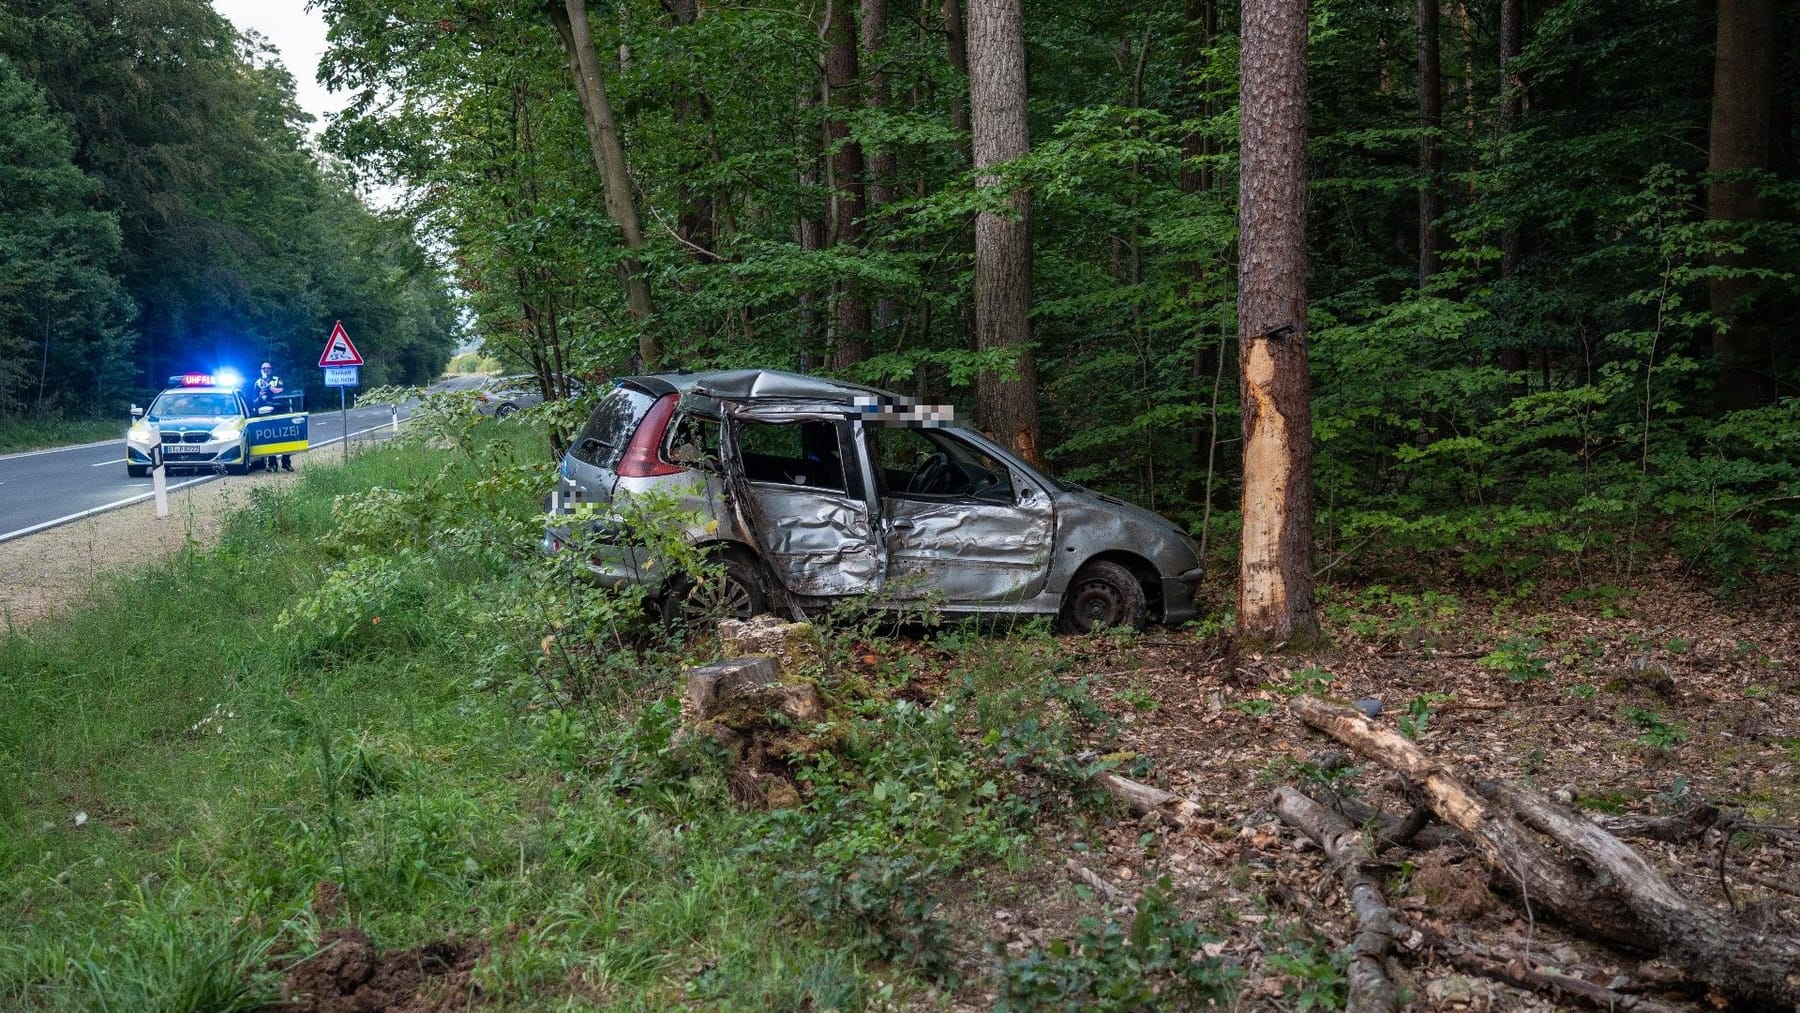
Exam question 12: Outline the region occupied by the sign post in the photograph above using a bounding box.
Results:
[318,321,365,463]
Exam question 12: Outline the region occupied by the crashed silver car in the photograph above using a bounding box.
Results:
[542,369,1203,633]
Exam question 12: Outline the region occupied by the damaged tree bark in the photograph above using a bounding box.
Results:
[1291,695,1800,1010]
[1272,786,1401,1013]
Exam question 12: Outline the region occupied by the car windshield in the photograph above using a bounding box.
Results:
[150,392,238,418]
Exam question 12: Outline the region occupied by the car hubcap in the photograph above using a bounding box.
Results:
[1073,583,1121,627]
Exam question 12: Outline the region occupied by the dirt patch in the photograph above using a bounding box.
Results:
[275,927,485,1012]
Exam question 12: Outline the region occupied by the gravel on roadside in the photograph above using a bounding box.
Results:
[0,463,304,632]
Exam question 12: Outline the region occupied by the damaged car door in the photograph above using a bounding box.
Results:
[868,424,1055,607]
[719,408,885,597]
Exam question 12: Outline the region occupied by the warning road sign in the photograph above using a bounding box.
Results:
[318,321,364,367]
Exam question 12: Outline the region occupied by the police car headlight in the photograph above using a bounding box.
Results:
[128,425,154,447]
[211,423,242,440]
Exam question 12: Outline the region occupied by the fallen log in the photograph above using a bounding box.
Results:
[1405,921,1691,1013]
[1290,696,1645,948]
[1590,803,1723,844]
[1092,771,1208,828]
[1483,780,1800,1011]
[1292,696,1800,1011]
[1272,786,1401,1013]
[1334,797,1458,851]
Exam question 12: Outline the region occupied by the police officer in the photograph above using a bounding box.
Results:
[253,361,281,401]
[251,361,294,471]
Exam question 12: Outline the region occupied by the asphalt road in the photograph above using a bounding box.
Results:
[0,398,413,544]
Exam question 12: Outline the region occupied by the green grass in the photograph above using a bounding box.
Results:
[0,416,122,455]
[0,419,1128,1009]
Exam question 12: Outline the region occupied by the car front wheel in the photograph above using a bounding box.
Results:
[127,464,149,478]
[1059,560,1147,634]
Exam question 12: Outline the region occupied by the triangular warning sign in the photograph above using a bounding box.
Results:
[318,321,364,367]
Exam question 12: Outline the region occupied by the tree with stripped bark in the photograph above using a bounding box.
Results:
[1236,0,1319,645]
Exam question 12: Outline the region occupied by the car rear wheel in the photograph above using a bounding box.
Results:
[660,552,767,633]
[1059,560,1147,634]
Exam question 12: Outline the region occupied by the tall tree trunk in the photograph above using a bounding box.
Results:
[1708,0,1777,410]
[824,0,871,371]
[943,0,972,138]
[1237,0,1318,644]
[863,0,899,346]
[1180,0,1225,514]
[664,0,717,261]
[549,0,659,368]
[966,0,1041,464]
[1417,0,1443,286]
[1496,0,1526,377]
[796,87,825,360]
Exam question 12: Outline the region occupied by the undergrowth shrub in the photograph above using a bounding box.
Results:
[996,878,1239,1012]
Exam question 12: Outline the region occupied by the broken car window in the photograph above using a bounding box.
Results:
[737,419,847,492]
[667,412,721,471]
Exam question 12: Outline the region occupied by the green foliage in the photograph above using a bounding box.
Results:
[1479,636,1552,683]
[996,878,1239,1012]
[0,55,131,416]
[1264,936,1349,1012]
[1398,692,1453,741]
[71,886,284,1013]
[1275,667,1336,697]
[1624,707,1690,752]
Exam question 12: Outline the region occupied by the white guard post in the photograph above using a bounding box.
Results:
[152,444,168,517]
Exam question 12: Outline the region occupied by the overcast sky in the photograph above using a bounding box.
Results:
[211,0,346,132]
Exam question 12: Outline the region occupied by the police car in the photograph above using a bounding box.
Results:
[125,371,309,477]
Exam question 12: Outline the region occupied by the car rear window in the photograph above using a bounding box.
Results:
[571,385,656,468]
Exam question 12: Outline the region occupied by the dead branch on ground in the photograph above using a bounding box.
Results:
[1272,786,1401,1013]
[1292,695,1800,1011]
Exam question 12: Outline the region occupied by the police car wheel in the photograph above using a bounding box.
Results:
[127,464,149,478]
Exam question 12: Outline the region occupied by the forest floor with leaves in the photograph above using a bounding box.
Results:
[909,567,1800,1011]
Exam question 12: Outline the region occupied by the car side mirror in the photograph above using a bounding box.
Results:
[130,405,143,419]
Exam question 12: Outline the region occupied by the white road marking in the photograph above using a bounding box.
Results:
[0,416,406,545]
[0,439,122,462]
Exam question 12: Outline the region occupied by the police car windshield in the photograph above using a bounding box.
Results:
[150,392,237,418]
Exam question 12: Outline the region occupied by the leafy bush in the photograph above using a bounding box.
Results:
[997,878,1238,1012]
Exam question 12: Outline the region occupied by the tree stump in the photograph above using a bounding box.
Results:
[680,643,829,810]
[719,615,825,678]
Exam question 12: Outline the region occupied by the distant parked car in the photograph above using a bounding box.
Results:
[542,369,1204,633]
[476,373,585,417]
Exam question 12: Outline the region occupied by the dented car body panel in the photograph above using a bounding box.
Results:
[545,369,1203,630]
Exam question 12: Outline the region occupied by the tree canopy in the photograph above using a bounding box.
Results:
[0,0,458,416]
[2,0,1793,581]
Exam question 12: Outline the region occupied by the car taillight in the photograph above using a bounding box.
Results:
[616,393,681,477]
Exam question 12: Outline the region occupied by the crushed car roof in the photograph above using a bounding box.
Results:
[630,369,899,405]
